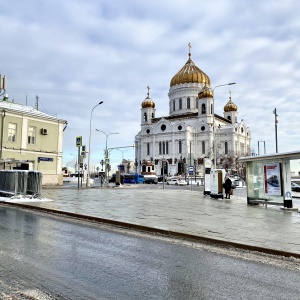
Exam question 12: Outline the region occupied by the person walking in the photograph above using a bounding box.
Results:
[224,176,232,199]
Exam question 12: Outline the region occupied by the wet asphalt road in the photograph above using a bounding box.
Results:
[0,205,300,300]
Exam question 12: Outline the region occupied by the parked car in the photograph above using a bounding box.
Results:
[291,182,300,192]
[166,178,187,186]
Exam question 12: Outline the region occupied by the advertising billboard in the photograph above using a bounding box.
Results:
[263,163,282,196]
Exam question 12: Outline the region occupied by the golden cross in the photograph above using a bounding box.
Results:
[147,85,150,97]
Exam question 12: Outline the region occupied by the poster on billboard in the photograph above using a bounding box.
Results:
[263,163,282,195]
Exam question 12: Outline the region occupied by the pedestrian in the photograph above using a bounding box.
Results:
[223,176,232,199]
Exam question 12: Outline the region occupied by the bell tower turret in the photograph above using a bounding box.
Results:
[223,91,238,123]
[141,86,156,125]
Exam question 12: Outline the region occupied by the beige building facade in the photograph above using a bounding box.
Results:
[0,95,67,185]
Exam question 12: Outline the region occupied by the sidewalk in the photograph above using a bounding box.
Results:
[1,185,300,258]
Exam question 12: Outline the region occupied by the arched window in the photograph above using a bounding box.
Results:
[147,142,150,155]
[187,97,190,109]
[152,113,154,118]
[179,140,182,154]
[173,100,175,111]
[196,99,198,109]
[202,141,205,154]
[144,112,147,122]
[201,103,206,114]
[211,104,213,114]
[225,142,228,155]
[227,116,231,121]
[179,98,182,109]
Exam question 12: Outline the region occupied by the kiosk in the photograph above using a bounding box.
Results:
[210,169,226,199]
[239,151,300,208]
[203,158,212,195]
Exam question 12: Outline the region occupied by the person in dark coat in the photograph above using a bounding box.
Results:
[224,176,232,199]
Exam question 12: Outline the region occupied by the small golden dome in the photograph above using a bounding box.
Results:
[170,53,210,87]
[224,98,237,112]
[198,86,213,99]
[141,85,155,108]
[142,99,155,108]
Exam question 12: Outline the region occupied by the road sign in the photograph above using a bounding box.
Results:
[76,136,82,147]
[189,166,194,175]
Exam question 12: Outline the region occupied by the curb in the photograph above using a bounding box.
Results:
[1,201,300,259]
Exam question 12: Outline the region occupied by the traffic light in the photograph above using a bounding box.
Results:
[81,145,86,158]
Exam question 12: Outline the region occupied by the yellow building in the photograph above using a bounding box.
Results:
[0,94,67,185]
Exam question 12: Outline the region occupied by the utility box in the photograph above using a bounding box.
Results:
[210,169,226,199]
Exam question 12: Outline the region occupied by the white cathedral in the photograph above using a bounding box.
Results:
[135,46,251,177]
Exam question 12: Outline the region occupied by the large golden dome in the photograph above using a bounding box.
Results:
[170,52,211,87]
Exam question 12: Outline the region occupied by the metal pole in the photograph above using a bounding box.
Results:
[162,159,165,190]
[87,101,103,187]
[274,108,278,153]
[77,146,80,189]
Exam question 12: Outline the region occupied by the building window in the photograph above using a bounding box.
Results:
[179,98,182,109]
[152,113,154,118]
[8,123,16,142]
[178,125,182,131]
[146,129,150,134]
[147,142,150,156]
[211,104,213,114]
[173,100,175,111]
[160,141,169,155]
[201,126,205,131]
[28,126,36,145]
[196,98,198,109]
[161,124,166,131]
[201,103,206,114]
[225,141,228,155]
[187,97,190,109]
[202,141,205,154]
[144,112,147,122]
[179,140,182,154]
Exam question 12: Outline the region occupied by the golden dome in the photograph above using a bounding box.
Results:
[142,99,155,108]
[170,53,211,87]
[224,98,237,112]
[141,86,155,108]
[198,86,213,99]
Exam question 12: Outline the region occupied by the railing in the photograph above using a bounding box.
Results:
[0,170,42,197]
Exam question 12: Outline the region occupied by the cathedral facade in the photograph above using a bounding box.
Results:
[135,48,251,177]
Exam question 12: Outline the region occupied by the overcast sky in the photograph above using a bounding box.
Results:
[1,0,300,173]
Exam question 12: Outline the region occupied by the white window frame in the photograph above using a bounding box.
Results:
[8,123,17,143]
[28,126,36,145]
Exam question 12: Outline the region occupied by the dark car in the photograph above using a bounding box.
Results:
[291,182,300,192]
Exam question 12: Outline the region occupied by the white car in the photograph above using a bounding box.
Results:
[166,178,187,186]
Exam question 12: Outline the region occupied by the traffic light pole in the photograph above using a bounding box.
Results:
[77,146,80,189]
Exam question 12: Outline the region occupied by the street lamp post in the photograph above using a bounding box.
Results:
[116,149,128,173]
[87,101,103,187]
[96,129,119,186]
[199,82,236,169]
[273,108,278,153]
